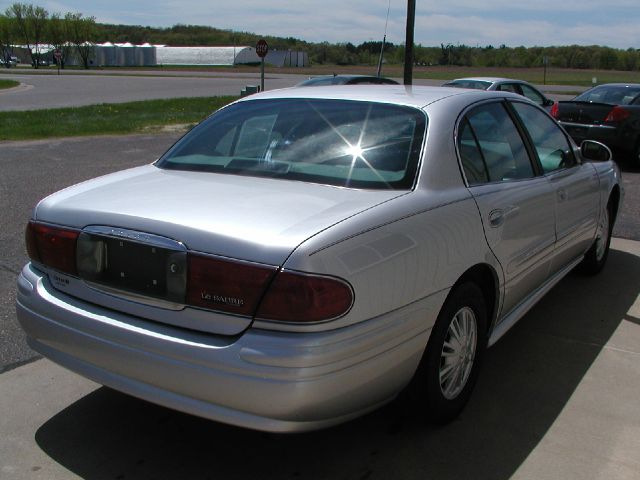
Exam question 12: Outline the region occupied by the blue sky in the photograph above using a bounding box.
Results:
[2,1,639,48]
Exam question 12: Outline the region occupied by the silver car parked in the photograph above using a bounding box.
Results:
[17,86,622,432]
[443,77,556,111]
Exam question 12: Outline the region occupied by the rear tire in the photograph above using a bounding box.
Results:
[410,282,487,424]
[579,200,613,275]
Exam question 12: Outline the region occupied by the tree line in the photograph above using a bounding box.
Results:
[1,3,96,68]
[91,24,640,71]
[2,2,639,72]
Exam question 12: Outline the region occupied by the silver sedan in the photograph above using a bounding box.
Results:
[443,77,556,110]
[17,85,622,432]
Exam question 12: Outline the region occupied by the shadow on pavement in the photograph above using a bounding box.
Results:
[34,249,640,480]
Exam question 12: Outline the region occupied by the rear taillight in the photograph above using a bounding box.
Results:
[187,255,353,322]
[187,253,277,316]
[549,102,559,119]
[256,271,353,323]
[26,221,79,275]
[604,106,630,123]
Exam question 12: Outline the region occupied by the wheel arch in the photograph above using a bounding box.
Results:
[451,263,500,337]
[609,184,621,223]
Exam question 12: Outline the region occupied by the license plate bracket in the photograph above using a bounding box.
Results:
[77,231,187,304]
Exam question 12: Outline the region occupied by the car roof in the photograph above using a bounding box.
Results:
[296,74,398,86]
[450,77,524,84]
[237,85,516,109]
[587,83,640,88]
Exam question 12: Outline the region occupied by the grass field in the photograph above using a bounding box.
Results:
[0,79,19,89]
[0,96,235,141]
[273,65,640,86]
[1,64,638,86]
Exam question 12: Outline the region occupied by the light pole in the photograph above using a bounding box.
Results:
[404,0,416,85]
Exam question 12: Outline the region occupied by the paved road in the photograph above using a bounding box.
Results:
[0,70,578,111]
[0,134,180,371]
[0,72,308,111]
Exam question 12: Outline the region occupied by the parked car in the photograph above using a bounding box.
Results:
[17,86,622,432]
[297,74,399,86]
[550,83,640,166]
[1,55,18,67]
[443,77,556,111]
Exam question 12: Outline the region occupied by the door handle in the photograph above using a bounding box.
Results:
[488,205,519,227]
[558,188,568,201]
[489,209,505,227]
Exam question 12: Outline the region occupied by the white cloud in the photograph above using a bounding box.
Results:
[412,14,640,48]
[2,0,638,48]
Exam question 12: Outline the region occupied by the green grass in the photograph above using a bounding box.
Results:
[2,64,638,86]
[0,96,236,141]
[0,79,19,89]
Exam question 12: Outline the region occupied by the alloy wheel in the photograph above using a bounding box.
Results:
[439,306,478,400]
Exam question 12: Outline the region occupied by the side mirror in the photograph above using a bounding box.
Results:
[544,99,555,107]
[580,140,612,162]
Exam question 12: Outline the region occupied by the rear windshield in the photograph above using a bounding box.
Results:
[157,98,427,190]
[575,85,640,105]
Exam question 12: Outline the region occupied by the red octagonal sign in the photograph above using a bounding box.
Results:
[256,39,269,58]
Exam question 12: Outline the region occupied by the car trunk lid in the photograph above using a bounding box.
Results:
[33,165,405,335]
[555,101,616,125]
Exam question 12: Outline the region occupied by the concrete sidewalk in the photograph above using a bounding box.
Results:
[1,238,639,480]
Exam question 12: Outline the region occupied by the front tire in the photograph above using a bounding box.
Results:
[411,282,487,424]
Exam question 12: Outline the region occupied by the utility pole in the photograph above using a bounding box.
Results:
[404,0,416,85]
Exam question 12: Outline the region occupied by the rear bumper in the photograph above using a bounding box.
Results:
[17,264,443,432]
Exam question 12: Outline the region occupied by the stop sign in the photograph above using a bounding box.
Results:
[54,49,62,60]
[256,39,268,58]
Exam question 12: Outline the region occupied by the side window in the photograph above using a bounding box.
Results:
[458,119,489,185]
[498,83,521,95]
[465,103,534,182]
[511,102,577,173]
[520,84,545,106]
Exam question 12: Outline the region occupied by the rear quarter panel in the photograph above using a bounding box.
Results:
[271,93,505,333]
[278,187,501,333]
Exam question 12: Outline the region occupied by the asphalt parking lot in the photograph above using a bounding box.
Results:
[0,68,580,111]
[0,71,305,111]
[0,74,638,478]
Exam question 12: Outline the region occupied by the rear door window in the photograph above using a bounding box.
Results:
[459,102,535,183]
[520,84,545,107]
[511,102,576,173]
[497,83,522,95]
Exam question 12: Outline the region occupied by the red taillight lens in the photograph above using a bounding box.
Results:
[187,253,277,316]
[604,106,630,123]
[256,271,353,323]
[549,102,559,119]
[25,221,79,275]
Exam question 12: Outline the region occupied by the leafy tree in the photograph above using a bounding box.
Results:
[48,13,72,68]
[66,12,96,69]
[5,3,48,68]
[0,15,16,66]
